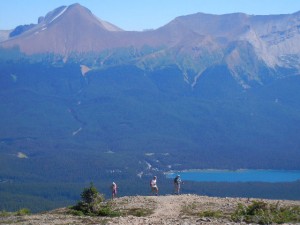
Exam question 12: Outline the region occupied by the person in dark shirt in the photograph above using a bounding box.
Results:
[174,175,182,195]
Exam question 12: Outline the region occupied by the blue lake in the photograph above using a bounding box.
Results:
[166,169,300,183]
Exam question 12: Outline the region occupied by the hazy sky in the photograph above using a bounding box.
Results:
[1,0,300,31]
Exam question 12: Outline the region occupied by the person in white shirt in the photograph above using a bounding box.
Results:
[111,182,117,199]
[150,176,158,196]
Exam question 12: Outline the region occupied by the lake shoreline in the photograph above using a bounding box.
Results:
[165,169,300,183]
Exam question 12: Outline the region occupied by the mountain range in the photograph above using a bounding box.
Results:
[1,3,300,212]
[1,3,300,88]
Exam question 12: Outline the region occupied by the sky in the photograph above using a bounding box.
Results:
[1,0,300,31]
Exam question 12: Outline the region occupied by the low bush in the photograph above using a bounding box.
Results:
[124,207,153,217]
[198,210,223,218]
[16,208,31,216]
[231,200,300,224]
[68,209,85,216]
[0,208,31,217]
[98,206,120,217]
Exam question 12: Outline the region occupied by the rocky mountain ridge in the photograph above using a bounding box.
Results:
[1,4,300,88]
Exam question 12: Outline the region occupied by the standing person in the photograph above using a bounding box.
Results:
[111,182,117,199]
[150,176,158,196]
[174,175,182,195]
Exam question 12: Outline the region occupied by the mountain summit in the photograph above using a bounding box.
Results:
[39,3,122,32]
[1,4,122,55]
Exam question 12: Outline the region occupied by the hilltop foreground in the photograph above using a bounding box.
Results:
[1,195,300,225]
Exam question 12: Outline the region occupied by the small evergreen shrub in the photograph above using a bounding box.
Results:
[70,182,120,217]
[80,182,103,205]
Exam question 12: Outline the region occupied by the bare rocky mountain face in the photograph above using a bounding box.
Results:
[1,4,300,88]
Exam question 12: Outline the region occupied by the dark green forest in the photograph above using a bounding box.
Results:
[1,61,300,212]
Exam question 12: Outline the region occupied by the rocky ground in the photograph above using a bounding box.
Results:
[1,194,300,225]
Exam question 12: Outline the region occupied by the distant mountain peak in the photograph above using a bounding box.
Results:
[0,3,123,55]
[40,3,122,31]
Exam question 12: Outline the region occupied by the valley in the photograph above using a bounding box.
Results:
[1,3,300,212]
[0,62,300,211]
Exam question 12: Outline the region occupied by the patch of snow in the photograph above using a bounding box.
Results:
[72,127,82,136]
[17,152,28,159]
[49,6,68,24]
[80,65,92,76]
[145,153,154,156]
[145,161,152,169]
[137,171,143,178]
[41,27,47,31]
[191,71,204,88]
[183,71,190,84]
[105,150,115,154]
[10,74,17,82]
[106,169,122,173]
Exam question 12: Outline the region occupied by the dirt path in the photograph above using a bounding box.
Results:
[146,195,182,224]
[150,195,181,218]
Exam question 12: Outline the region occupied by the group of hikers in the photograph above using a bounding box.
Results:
[110,175,183,199]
